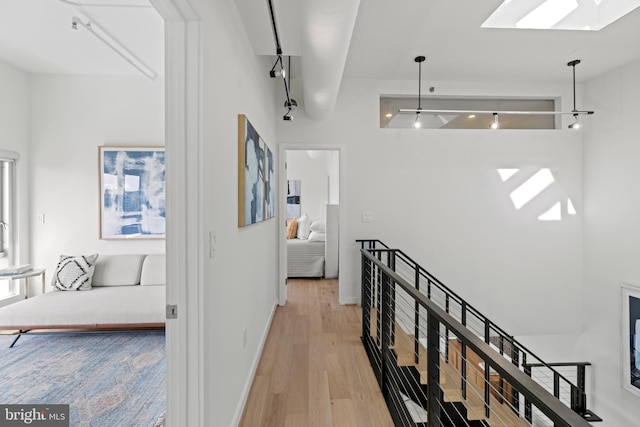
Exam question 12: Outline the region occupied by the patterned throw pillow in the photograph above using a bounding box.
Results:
[52,254,99,291]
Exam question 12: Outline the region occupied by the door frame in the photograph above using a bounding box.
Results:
[278,143,348,305]
[149,0,203,425]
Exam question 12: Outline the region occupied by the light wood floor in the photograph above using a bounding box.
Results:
[239,278,394,427]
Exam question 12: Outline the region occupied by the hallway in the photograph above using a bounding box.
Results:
[240,278,393,426]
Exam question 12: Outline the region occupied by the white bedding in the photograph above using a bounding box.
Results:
[0,285,165,329]
[287,238,325,277]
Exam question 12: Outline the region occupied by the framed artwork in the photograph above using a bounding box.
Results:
[238,115,274,227]
[286,180,301,219]
[99,146,165,239]
[265,145,275,219]
[622,284,640,397]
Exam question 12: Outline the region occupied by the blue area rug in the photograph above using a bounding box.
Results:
[0,331,165,427]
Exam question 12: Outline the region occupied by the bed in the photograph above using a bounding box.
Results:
[287,239,325,277]
[287,204,339,278]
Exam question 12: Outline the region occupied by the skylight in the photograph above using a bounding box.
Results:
[483,0,640,31]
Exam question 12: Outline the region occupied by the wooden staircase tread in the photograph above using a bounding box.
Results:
[366,309,530,427]
[486,401,529,427]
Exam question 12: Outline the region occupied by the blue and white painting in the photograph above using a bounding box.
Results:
[243,119,265,225]
[265,146,275,219]
[100,147,165,239]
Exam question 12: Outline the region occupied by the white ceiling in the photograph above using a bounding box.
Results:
[239,0,640,84]
[343,0,640,83]
[0,0,163,77]
[2,0,639,111]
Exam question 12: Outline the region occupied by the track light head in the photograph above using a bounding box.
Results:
[71,16,80,30]
[270,69,286,79]
[490,113,499,129]
[414,112,422,128]
[568,114,580,129]
[283,99,297,121]
[284,99,297,111]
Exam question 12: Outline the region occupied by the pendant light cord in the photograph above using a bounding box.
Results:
[418,60,422,110]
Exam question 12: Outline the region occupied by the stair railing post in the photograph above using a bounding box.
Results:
[523,357,533,423]
[389,251,396,348]
[510,337,520,413]
[484,318,491,344]
[376,251,382,347]
[427,312,442,427]
[380,270,392,398]
[414,267,420,365]
[461,301,467,400]
[361,251,370,345]
[573,364,587,415]
[484,357,492,419]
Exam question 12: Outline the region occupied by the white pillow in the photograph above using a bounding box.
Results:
[308,231,326,242]
[297,214,312,240]
[51,254,99,291]
[309,220,326,233]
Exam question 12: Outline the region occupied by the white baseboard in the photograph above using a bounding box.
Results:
[232,301,277,426]
[340,296,359,305]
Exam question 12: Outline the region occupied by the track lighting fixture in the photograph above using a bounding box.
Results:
[267,0,296,121]
[490,113,499,129]
[270,69,286,79]
[283,99,297,121]
[70,15,157,80]
[568,114,580,129]
[567,59,585,130]
[398,58,595,128]
[269,55,286,79]
[413,56,426,129]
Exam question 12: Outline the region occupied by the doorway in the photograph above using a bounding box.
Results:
[278,145,346,305]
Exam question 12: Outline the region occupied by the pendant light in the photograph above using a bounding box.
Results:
[414,56,426,129]
[567,59,582,129]
[399,59,594,126]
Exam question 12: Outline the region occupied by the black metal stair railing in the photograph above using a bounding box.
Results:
[358,239,602,426]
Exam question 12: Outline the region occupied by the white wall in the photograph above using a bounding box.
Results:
[327,150,339,204]
[29,75,165,295]
[286,150,331,221]
[191,0,279,425]
[278,78,584,336]
[0,61,30,276]
[582,57,640,426]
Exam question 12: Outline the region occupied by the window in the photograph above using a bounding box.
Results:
[0,154,18,301]
[380,96,557,129]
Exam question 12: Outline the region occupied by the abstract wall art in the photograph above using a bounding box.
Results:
[238,115,275,227]
[99,146,165,239]
[622,284,640,397]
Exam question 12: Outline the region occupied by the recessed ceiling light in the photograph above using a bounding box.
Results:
[468,114,476,118]
[385,113,393,118]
